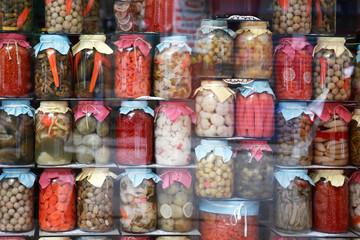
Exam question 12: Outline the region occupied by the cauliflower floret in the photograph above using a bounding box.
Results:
[201,94,217,112]
[225,115,234,126]
[216,101,229,116]
[199,118,211,130]
[203,125,216,136]
[195,103,202,112]
[210,114,225,127]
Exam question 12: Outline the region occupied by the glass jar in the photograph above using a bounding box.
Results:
[0,34,32,97]
[349,171,360,231]
[45,0,83,33]
[193,20,234,78]
[145,0,174,33]
[311,170,348,233]
[0,0,32,31]
[234,141,274,199]
[83,0,100,33]
[352,45,360,104]
[0,101,34,165]
[195,139,234,199]
[155,102,195,166]
[0,168,35,232]
[350,109,360,165]
[34,35,72,99]
[274,37,313,100]
[312,103,350,166]
[117,101,153,165]
[313,37,353,101]
[272,0,312,34]
[122,238,151,240]
[157,169,194,232]
[155,238,190,240]
[199,199,259,240]
[114,0,146,32]
[234,21,273,79]
[76,168,116,232]
[194,81,235,137]
[120,169,160,233]
[276,102,314,166]
[312,0,336,34]
[77,238,111,240]
[114,34,152,98]
[154,36,192,99]
[274,170,314,233]
[40,238,72,240]
[72,35,113,98]
[73,101,111,165]
[235,81,275,138]
[35,101,72,166]
[39,169,76,232]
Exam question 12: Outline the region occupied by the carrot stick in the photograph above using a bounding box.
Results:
[236,93,246,136]
[17,6,29,28]
[89,52,102,93]
[182,53,191,70]
[46,49,60,88]
[83,0,94,17]
[66,0,72,15]
[102,56,111,69]
[252,93,263,138]
[262,94,275,138]
[258,93,269,137]
[315,0,322,27]
[245,95,255,137]
[73,51,81,80]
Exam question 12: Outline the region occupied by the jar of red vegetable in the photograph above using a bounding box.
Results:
[310,170,349,233]
[274,37,313,100]
[309,102,351,166]
[0,34,32,97]
[236,81,275,138]
[145,0,174,33]
[72,35,113,98]
[39,169,76,232]
[199,198,259,240]
[114,35,152,98]
[117,101,154,165]
[349,171,360,231]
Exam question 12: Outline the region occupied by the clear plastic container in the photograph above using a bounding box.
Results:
[0,34,32,97]
[311,0,336,34]
[234,21,273,79]
[73,101,111,165]
[45,0,83,33]
[35,101,72,166]
[154,36,192,99]
[272,0,312,34]
[0,0,32,31]
[194,81,235,137]
[157,169,194,232]
[114,0,146,32]
[83,0,100,33]
[313,37,353,101]
[349,171,360,231]
[193,20,234,78]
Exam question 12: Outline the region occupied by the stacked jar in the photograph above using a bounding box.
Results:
[352,45,360,104]
[350,108,360,165]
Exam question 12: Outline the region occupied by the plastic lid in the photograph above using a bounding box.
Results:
[121,101,148,107]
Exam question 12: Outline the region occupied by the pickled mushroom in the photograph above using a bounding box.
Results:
[76,116,96,135]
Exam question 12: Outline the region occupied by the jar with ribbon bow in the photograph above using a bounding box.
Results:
[310,170,348,233]
[83,0,100,33]
[275,37,313,100]
[234,141,274,199]
[72,35,113,98]
[76,168,116,232]
[274,169,314,233]
[34,35,72,99]
[117,101,153,165]
[154,36,192,99]
[351,45,360,104]
[35,101,72,166]
[114,34,152,98]
[154,102,196,166]
[195,139,234,198]
[0,34,32,97]
[311,0,336,34]
[276,102,314,166]
[236,80,275,138]
[194,81,235,137]
[114,0,146,32]
[234,21,273,79]
[312,37,353,101]
[45,0,83,33]
[38,169,76,232]
[349,171,360,231]
[193,19,235,78]
[309,102,351,166]
[73,101,111,164]
[157,169,194,232]
[272,0,312,34]
[0,100,34,165]
[199,198,259,240]
[0,0,32,31]
[350,108,360,165]
[119,169,161,233]
[0,168,36,232]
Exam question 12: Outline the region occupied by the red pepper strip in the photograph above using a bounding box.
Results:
[83,0,95,17]
[102,57,111,69]
[120,208,129,220]
[306,0,312,15]
[73,52,81,80]
[320,58,327,86]
[41,115,53,127]
[66,0,72,15]
[45,0,54,3]
[279,0,289,11]
[17,7,29,28]
[344,77,350,89]
[352,216,360,226]
[315,0,322,27]
[89,52,102,93]
[46,49,60,87]
[181,53,191,71]
[316,131,349,141]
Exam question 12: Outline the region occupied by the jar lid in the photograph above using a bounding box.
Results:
[76,168,116,188]
[277,102,313,121]
[40,101,68,108]
[317,37,346,44]
[239,20,268,29]
[120,169,161,188]
[196,139,232,163]
[0,168,36,189]
[274,169,314,189]
[310,170,346,187]
[201,19,228,28]
[121,100,148,107]
[0,100,35,117]
[199,198,259,216]
[34,34,71,57]
[201,80,227,87]
[119,101,154,116]
[157,35,191,53]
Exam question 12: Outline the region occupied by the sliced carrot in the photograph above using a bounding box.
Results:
[55,202,67,212]
[17,7,29,29]
[279,0,289,11]
[83,0,95,17]
[262,94,275,138]
[46,49,60,87]
[102,56,111,69]
[49,195,58,206]
[252,93,263,138]
[89,51,102,93]
[66,0,72,15]
[182,53,191,70]
[48,211,62,221]
[120,208,129,219]
[352,216,360,226]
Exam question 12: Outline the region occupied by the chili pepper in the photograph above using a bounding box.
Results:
[83,0,95,17]
[182,53,191,71]
[262,93,275,138]
[17,7,29,29]
[306,0,312,15]
[279,0,289,11]
[120,208,129,219]
[252,93,263,138]
[41,115,53,127]
[89,52,102,93]
[315,0,323,27]
[46,49,60,87]
[66,0,72,15]
[245,95,255,137]
[320,58,327,86]
[73,51,82,80]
